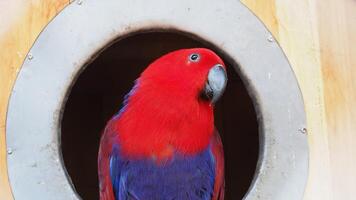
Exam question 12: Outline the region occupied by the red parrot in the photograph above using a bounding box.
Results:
[98,48,227,200]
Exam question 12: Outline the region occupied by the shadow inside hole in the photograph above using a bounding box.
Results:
[61,32,259,200]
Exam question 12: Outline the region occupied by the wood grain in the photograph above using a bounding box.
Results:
[317,1,356,199]
[242,0,356,199]
[0,1,69,199]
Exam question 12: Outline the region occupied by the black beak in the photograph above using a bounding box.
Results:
[200,64,227,104]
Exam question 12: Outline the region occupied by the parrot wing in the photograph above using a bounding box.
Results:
[98,116,141,200]
[211,129,225,200]
[98,118,119,200]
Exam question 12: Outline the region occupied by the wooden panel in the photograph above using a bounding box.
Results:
[240,0,279,37]
[0,1,69,199]
[317,1,356,200]
[242,0,356,199]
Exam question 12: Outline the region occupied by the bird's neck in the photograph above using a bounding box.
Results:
[113,84,214,159]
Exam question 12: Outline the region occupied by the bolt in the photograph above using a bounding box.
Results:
[77,0,83,5]
[27,53,33,60]
[299,127,307,134]
[267,35,274,42]
[7,148,13,155]
[37,181,45,185]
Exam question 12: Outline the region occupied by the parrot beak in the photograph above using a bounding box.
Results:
[202,64,227,104]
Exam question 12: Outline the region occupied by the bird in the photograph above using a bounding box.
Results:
[98,48,227,200]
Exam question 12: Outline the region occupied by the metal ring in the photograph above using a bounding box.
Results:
[6,0,308,199]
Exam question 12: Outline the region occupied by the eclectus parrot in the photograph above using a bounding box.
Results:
[98,48,227,200]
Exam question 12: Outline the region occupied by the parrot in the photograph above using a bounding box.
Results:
[98,48,227,200]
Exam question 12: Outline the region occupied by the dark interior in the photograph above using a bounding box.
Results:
[61,32,259,200]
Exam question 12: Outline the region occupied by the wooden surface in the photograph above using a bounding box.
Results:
[0,1,69,199]
[242,0,356,199]
[0,0,355,199]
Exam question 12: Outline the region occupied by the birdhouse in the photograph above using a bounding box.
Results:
[2,0,354,200]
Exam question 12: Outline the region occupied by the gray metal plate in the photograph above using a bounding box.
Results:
[6,0,308,199]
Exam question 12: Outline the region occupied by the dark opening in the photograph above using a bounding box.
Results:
[61,32,259,199]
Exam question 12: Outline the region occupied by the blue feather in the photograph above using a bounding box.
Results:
[109,144,215,200]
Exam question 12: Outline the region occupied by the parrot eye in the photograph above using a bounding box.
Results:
[189,53,200,62]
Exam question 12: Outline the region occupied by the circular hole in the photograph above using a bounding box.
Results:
[61,32,259,199]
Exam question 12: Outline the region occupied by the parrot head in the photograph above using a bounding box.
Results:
[116,48,227,158]
[139,48,227,105]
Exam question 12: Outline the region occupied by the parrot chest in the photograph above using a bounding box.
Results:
[111,147,215,200]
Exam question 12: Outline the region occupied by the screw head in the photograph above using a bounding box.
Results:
[27,53,33,60]
[267,35,274,42]
[299,127,307,134]
[7,148,13,155]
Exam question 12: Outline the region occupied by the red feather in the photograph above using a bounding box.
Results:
[211,129,225,200]
[98,118,117,200]
[114,48,225,159]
